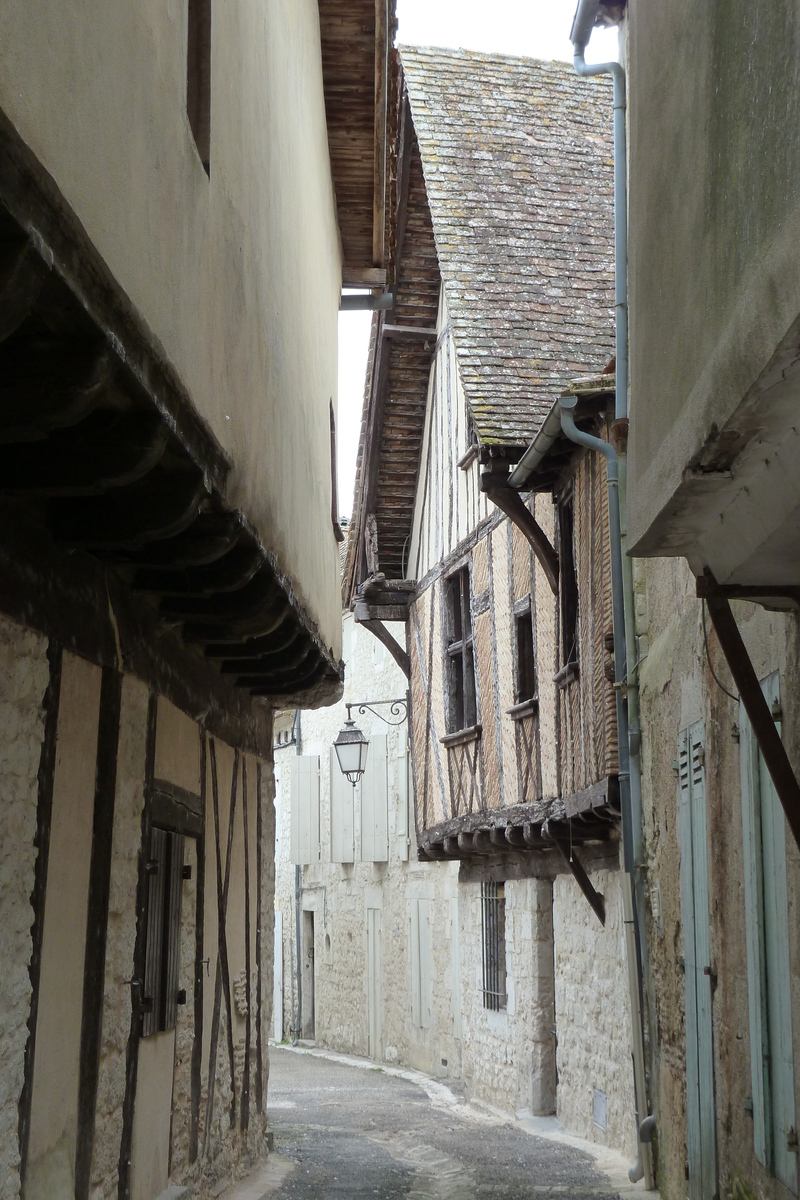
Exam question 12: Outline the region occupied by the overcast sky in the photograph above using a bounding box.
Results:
[336,0,618,517]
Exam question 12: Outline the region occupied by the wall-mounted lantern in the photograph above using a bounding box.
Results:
[332,698,408,786]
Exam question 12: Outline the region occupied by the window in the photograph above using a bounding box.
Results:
[445,567,477,732]
[515,609,536,703]
[740,674,798,1193]
[481,881,506,1011]
[557,494,579,669]
[142,827,187,1036]
[187,0,211,173]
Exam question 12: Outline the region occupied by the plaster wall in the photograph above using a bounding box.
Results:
[627,1,800,557]
[26,653,102,1200]
[637,555,800,1200]
[458,877,556,1119]
[274,615,462,1078]
[553,866,636,1161]
[0,614,48,1200]
[0,0,343,657]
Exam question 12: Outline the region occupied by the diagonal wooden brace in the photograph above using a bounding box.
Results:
[484,484,559,595]
[702,578,800,851]
[543,819,606,925]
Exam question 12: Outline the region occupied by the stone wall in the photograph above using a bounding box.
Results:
[0,614,49,1200]
[638,554,800,1200]
[274,615,462,1079]
[553,865,636,1160]
[458,877,556,1118]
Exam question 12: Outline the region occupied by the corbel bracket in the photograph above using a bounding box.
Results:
[542,819,606,925]
[483,481,559,596]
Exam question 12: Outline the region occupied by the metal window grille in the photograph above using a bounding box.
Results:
[481,881,507,1011]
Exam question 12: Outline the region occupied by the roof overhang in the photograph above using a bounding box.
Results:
[0,115,341,708]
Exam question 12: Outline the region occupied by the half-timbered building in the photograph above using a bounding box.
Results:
[343,45,644,1160]
[0,3,393,1198]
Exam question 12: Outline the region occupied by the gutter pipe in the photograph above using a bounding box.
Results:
[571,4,656,1182]
[293,709,303,1043]
[560,397,653,1188]
[507,402,564,490]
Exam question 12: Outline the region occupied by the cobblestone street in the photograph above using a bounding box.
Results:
[239,1047,635,1200]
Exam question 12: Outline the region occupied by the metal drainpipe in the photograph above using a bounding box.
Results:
[571,3,655,1185]
[560,397,653,1188]
[293,709,303,1043]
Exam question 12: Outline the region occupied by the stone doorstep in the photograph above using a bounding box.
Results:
[155,1188,189,1200]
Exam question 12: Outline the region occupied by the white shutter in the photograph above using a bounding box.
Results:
[330,746,354,863]
[419,898,432,1029]
[397,741,410,862]
[361,734,388,862]
[290,755,320,864]
[273,911,283,1041]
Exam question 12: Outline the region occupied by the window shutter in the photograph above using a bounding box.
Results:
[741,673,798,1192]
[330,746,354,864]
[419,898,432,1029]
[397,741,410,862]
[679,722,716,1200]
[290,755,320,865]
[142,827,185,1037]
[410,900,422,1029]
[361,735,388,862]
[740,692,771,1167]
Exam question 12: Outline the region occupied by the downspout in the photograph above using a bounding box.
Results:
[293,709,303,1043]
[571,3,655,1185]
[560,398,653,1187]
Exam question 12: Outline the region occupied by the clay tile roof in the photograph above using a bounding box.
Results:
[400,45,616,447]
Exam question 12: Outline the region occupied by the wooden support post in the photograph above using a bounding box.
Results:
[703,584,800,851]
[544,821,606,926]
[484,484,559,595]
[365,513,381,578]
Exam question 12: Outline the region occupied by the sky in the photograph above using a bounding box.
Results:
[336,0,619,517]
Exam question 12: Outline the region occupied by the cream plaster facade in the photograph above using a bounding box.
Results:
[0,0,344,658]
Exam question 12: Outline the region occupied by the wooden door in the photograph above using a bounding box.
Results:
[679,722,717,1200]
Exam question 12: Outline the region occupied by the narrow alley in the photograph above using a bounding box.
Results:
[250,1048,629,1200]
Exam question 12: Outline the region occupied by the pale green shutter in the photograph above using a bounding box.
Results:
[397,740,410,862]
[330,746,354,864]
[361,734,388,862]
[740,673,798,1194]
[679,721,717,1200]
[290,755,320,865]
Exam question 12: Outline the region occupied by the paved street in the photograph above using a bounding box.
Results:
[253,1047,626,1200]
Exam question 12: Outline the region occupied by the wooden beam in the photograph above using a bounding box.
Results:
[543,820,606,926]
[365,512,380,576]
[372,0,388,267]
[342,266,387,288]
[704,580,800,851]
[484,483,559,595]
[382,325,437,340]
[394,92,413,275]
[357,616,411,679]
[354,601,410,624]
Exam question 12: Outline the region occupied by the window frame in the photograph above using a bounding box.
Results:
[444,566,477,734]
[556,489,579,673]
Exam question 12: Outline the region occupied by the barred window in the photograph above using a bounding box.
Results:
[481,881,507,1011]
[445,567,477,733]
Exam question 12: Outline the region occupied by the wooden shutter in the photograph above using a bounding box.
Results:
[330,746,354,864]
[410,899,422,1029]
[397,740,410,862]
[142,827,185,1036]
[273,911,283,1042]
[361,735,388,862]
[290,755,320,865]
[678,722,717,1200]
[740,673,798,1192]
